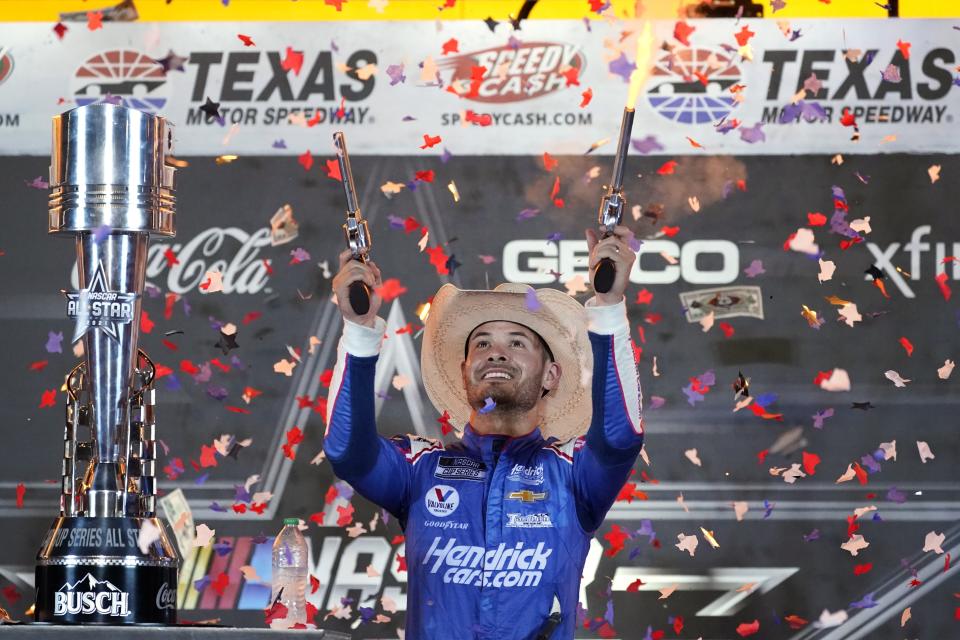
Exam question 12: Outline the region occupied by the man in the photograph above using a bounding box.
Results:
[323,225,643,639]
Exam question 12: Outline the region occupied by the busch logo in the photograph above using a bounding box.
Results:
[54,574,130,617]
[155,582,176,610]
[507,463,544,485]
[70,227,272,295]
[439,42,584,103]
[424,536,552,588]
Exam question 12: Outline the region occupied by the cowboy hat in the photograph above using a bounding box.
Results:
[421,283,592,442]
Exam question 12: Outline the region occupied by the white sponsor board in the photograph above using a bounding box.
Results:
[0,19,956,155]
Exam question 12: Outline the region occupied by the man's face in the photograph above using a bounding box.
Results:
[460,321,560,415]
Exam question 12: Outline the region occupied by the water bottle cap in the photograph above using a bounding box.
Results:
[283,518,299,525]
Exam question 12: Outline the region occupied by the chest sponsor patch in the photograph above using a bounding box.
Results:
[425,485,460,517]
[434,456,487,482]
[507,463,544,485]
[506,490,548,503]
[506,512,553,528]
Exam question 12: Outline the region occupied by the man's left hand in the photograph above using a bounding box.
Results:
[585,224,636,306]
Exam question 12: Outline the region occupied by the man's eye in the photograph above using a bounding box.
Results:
[475,341,488,348]
[512,341,525,348]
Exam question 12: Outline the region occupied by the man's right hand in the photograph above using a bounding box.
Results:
[332,249,383,327]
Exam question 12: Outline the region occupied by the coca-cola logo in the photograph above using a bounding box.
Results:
[70,227,272,295]
[155,581,175,610]
[438,42,585,104]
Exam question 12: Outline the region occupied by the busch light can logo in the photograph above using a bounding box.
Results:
[53,573,131,617]
[65,260,137,343]
[647,46,741,124]
[425,485,459,518]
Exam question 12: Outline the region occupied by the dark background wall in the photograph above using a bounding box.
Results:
[0,151,957,638]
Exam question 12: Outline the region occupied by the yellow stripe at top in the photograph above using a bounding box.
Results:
[0,0,953,21]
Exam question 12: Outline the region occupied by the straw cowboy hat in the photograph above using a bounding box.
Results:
[421,283,593,443]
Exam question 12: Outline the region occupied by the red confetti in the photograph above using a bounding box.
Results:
[425,245,451,275]
[180,360,199,375]
[718,322,735,338]
[200,444,218,468]
[853,563,873,575]
[15,483,25,509]
[324,158,341,181]
[237,34,255,47]
[808,212,827,226]
[662,226,680,237]
[465,110,492,126]
[674,20,696,46]
[298,150,313,171]
[281,47,304,75]
[319,369,334,387]
[437,410,454,435]
[40,389,57,408]
[626,578,645,592]
[784,615,808,630]
[309,574,320,594]
[264,601,288,625]
[802,451,821,475]
[734,25,756,47]
[542,152,558,172]
[896,38,911,60]
[441,38,459,55]
[140,310,154,334]
[560,66,579,87]
[579,87,593,108]
[757,449,770,464]
[673,616,684,634]
[225,406,251,414]
[53,22,68,40]
[87,11,103,31]
[419,134,442,149]
[936,272,952,301]
[376,278,408,302]
[899,336,914,357]
[336,503,354,527]
[840,108,858,128]
[603,524,629,557]
[656,160,678,175]
[232,503,247,514]
[281,426,304,460]
[395,554,407,572]
[736,619,760,637]
[415,170,435,182]
[29,360,48,371]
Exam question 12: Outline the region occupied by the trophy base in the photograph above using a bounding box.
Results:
[35,516,180,625]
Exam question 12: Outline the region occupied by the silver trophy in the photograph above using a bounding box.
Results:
[34,103,180,624]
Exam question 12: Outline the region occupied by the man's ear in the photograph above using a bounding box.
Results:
[542,360,562,393]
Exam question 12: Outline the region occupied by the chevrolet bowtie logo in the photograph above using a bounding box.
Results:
[507,490,547,503]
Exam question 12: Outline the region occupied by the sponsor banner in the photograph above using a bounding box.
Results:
[0,19,956,155]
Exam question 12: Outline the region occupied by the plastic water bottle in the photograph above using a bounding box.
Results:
[271,518,308,627]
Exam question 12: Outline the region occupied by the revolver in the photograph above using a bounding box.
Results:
[333,131,373,315]
[593,106,635,294]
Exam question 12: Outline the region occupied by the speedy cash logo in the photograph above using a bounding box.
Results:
[71,49,168,112]
[438,41,585,103]
[647,46,740,125]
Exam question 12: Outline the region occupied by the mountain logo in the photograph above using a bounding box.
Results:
[53,573,131,617]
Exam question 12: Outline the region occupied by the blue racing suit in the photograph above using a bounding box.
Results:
[323,297,644,639]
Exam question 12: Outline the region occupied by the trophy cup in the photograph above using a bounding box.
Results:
[34,103,180,624]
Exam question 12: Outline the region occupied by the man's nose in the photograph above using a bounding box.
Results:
[486,351,507,362]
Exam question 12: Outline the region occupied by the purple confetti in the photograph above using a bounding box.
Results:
[743,259,765,278]
[802,528,820,542]
[516,208,540,221]
[850,592,878,609]
[525,288,541,311]
[740,122,766,144]
[213,540,233,557]
[164,374,181,392]
[206,384,229,401]
[647,395,666,410]
[682,383,705,406]
[272,139,287,149]
[210,501,228,513]
[881,64,901,83]
[233,484,252,503]
[608,53,635,83]
[479,397,496,415]
[386,63,406,86]
[812,407,834,429]
[886,487,907,504]
[93,224,112,244]
[194,575,212,592]
[25,176,48,189]
[290,247,311,263]
[195,473,209,485]
[193,363,212,384]
[631,135,664,155]
[45,331,63,354]
[334,479,354,501]
[440,147,452,163]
